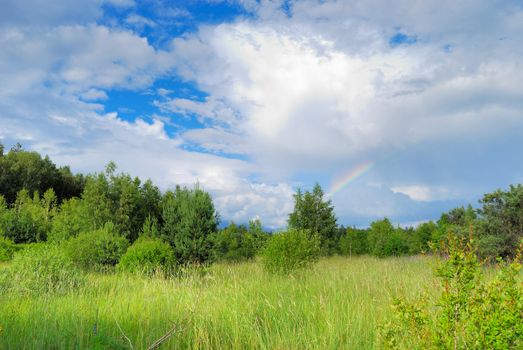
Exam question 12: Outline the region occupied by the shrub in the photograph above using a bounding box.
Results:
[1,243,83,295]
[381,235,523,349]
[0,237,19,262]
[262,229,320,274]
[117,237,174,275]
[67,223,128,271]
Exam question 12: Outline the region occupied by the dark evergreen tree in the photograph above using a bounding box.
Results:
[162,185,218,264]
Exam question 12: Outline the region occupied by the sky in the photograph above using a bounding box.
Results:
[1,0,522,229]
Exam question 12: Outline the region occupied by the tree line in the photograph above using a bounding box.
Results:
[0,143,522,272]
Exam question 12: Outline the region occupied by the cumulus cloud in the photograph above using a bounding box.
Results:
[169,12,523,176]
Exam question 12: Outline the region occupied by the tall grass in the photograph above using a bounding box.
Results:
[0,255,437,349]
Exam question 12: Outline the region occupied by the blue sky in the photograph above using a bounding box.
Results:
[1,0,523,228]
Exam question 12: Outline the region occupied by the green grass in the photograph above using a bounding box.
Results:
[0,255,438,349]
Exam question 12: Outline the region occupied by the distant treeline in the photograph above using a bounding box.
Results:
[0,143,522,269]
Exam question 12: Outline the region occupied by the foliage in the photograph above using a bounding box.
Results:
[117,237,174,275]
[0,143,84,205]
[48,197,89,242]
[288,183,338,255]
[477,184,523,258]
[248,218,271,252]
[339,226,369,255]
[0,237,19,262]
[162,185,218,264]
[382,235,523,349]
[0,189,56,243]
[214,222,256,262]
[139,215,161,238]
[432,205,478,244]
[409,221,437,253]
[1,243,83,295]
[66,223,129,271]
[81,164,163,242]
[367,218,409,257]
[262,229,320,274]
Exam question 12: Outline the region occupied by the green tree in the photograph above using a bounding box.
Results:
[48,197,89,242]
[410,221,437,254]
[214,222,255,262]
[0,189,53,243]
[288,183,338,254]
[81,173,112,231]
[368,218,409,257]
[0,143,84,204]
[162,185,218,264]
[477,184,523,258]
[248,218,270,252]
[339,226,369,256]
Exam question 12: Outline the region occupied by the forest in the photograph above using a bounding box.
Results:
[0,143,522,349]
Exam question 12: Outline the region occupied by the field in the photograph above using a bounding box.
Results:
[0,256,437,349]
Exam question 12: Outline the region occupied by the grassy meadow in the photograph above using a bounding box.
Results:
[0,255,437,349]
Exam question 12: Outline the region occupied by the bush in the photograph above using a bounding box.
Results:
[0,236,18,262]
[67,223,128,271]
[262,229,320,274]
[117,237,174,275]
[381,235,523,349]
[1,243,83,294]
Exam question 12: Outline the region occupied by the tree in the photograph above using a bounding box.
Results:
[0,144,84,205]
[48,197,89,242]
[0,189,53,243]
[288,183,338,254]
[339,226,369,256]
[477,184,523,258]
[409,221,437,253]
[214,222,255,262]
[248,218,270,252]
[367,218,409,257]
[162,185,219,264]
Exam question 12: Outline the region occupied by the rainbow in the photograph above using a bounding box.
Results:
[326,161,374,198]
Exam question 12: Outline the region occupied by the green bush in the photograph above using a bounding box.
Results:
[382,235,523,349]
[1,243,83,295]
[262,229,320,274]
[117,237,174,275]
[67,223,128,271]
[0,236,18,262]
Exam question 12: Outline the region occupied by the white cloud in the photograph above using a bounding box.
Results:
[170,20,523,176]
[391,185,450,202]
[125,14,156,29]
[0,24,174,98]
[80,89,108,101]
